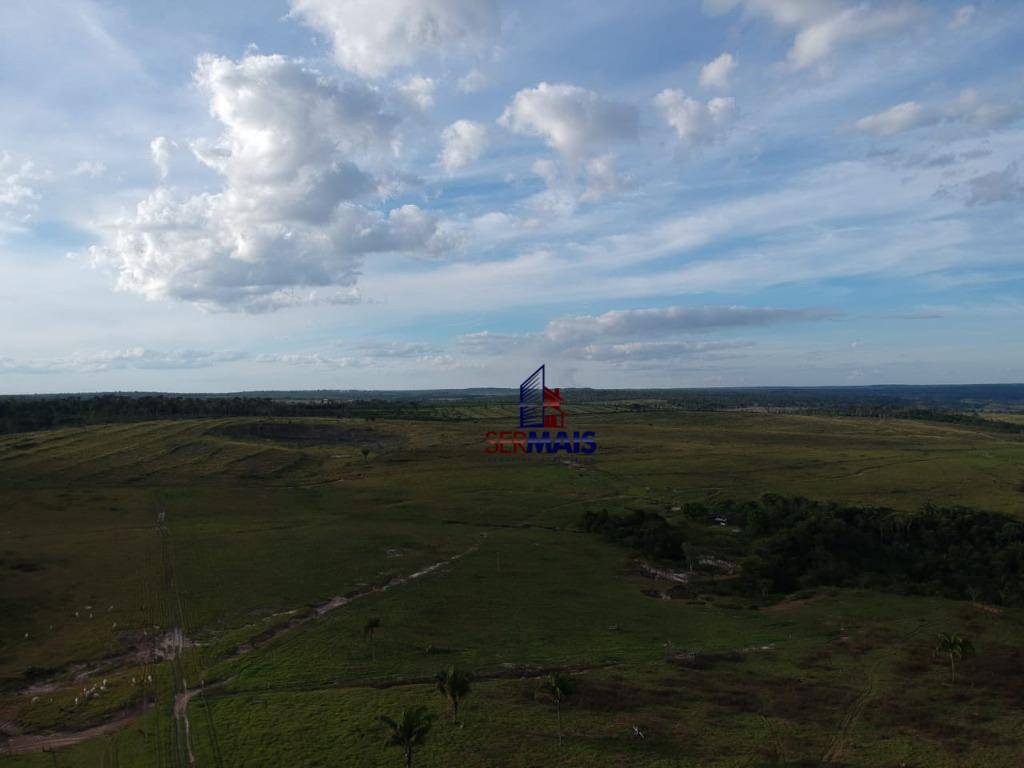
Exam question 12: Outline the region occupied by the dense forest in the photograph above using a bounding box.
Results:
[581,496,1024,606]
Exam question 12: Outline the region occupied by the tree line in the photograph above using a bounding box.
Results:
[0,394,423,435]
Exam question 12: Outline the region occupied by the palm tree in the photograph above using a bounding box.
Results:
[364,617,382,660]
[681,543,698,573]
[379,707,434,768]
[436,666,473,724]
[539,672,576,748]
[935,632,975,683]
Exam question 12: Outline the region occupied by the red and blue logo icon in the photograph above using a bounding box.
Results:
[485,365,597,455]
[519,364,565,428]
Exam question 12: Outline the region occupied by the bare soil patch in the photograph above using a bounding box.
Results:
[669,669,852,726]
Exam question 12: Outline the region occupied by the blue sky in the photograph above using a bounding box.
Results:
[1,0,1022,392]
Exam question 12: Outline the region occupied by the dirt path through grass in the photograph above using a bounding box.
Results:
[235,539,484,655]
[3,537,484,763]
[3,705,149,755]
[174,539,484,766]
[822,619,934,764]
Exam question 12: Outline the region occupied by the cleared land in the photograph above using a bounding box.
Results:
[1,410,1023,766]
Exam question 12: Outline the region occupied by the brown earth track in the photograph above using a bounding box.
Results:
[821,619,934,764]
[3,704,150,756]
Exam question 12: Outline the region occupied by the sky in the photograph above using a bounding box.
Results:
[1,0,1022,393]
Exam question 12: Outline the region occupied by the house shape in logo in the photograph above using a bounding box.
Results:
[519,364,565,429]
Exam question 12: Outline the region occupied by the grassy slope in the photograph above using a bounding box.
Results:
[1,411,1022,766]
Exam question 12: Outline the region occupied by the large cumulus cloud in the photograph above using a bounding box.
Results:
[89,54,447,312]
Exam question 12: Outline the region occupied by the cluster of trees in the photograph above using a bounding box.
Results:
[581,496,1024,606]
[579,509,684,560]
[741,495,1024,604]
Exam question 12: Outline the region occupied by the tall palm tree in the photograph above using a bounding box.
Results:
[539,672,576,748]
[364,617,382,660]
[379,707,434,768]
[936,632,974,683]
[436,666,473,724]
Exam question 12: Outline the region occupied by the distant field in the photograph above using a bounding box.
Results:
[1,411,1022,766]
[986,412,1024,425]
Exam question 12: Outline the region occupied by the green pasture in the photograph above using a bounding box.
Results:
[1,411,1022,766]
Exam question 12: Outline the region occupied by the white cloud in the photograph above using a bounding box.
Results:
[256,351,358,368]
[457,68,488,93]
[579,339,752,363]
[855,101,929,136]
[149,136,173,179]
[855,89,1022,136]
[705,1,917,71]
[964,161,1024,206]
[187,54,399,178]
[89,348,244,370]
[949,4,975,29]
[540,305,837,345]
[455,304,835,365]
[361,143,1006,320]
[702,0,839,28]
[788,5,916,70]
[89,54,445,312]
[699,52,736,90]
[498,82,638,159]
[72,160,107,178]
[257,340,453,369]
[0,151,43,235]
[354,340,444,358]
[0,153,39,209]
[523,160,573,213]
[0,348,244,374]
[654,89,734,146]
[532,156,557,185]
[439,119,488,173]
[288,0,501,78]
[531,158,559,186]
[581,154,632,202]
[462,306,830,346]
[398,75,437,110]
[497,83,639,205]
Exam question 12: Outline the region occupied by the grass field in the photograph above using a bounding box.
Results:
[1,410,1023,766]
